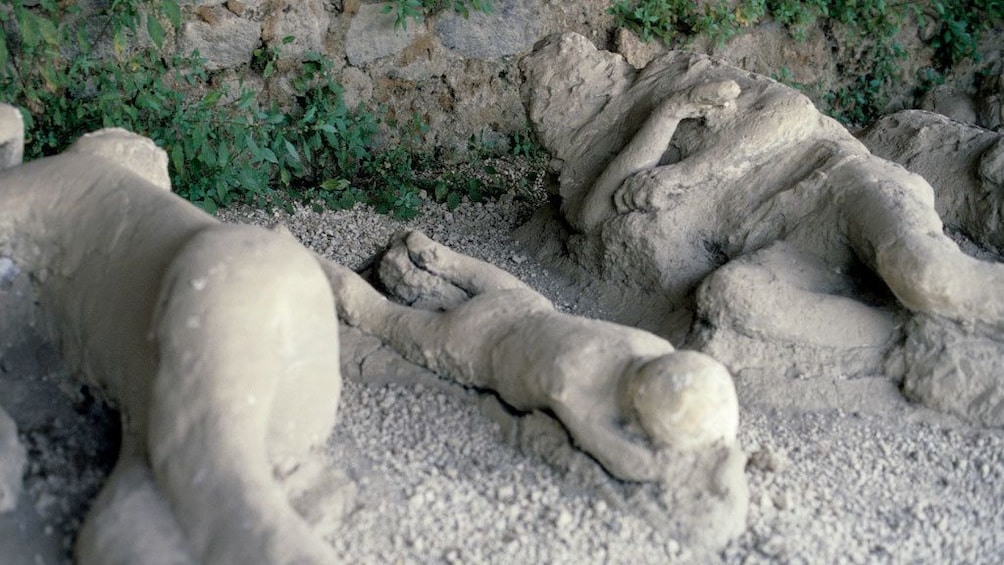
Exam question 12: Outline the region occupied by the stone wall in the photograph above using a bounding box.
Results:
[50,1,1004,154]
[170,0,617,153]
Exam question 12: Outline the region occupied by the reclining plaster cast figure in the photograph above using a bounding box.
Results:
[0,104,343,564]
[324,230,743,486]
[521,33,1004,423]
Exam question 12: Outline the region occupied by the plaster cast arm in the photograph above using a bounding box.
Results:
[573,80,740,232]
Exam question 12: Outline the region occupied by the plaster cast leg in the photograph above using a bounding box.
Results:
[839,160,1004,327]
[321,258,449,372]
[149,225,341,564]
[696,241,899,348]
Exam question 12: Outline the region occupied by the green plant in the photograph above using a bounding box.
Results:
[927,0,1004,69]
[510,131,539,158]
[608,0,766,46]
[0,3,410,218]
[383,0,494,31]
[1,1,524,219]
[766,0,826,40]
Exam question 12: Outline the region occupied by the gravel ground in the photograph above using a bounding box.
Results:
[2,193,1002,563]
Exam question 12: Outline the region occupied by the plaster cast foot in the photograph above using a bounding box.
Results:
[320,259,390,326]
[378,231,469,310]
[384,230,530,297]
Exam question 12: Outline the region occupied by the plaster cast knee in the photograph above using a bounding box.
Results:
[696,244,898,348]
[148,224,340,563]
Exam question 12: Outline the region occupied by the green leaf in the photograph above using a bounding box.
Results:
[215,180,229,202]
[162,0,182,28]
[284,139,300,162]
[147,15,166,48]
[17,9,40,48]
[217,144,230,167]
[38,62,63,89]
[113,29,127,56]
[169,144,185,176]
[36,16,59,46]
[200,141,217,167]
[199,199,219,214]
[261,147,279,164]
[0,34,8,72]
[321,178,349,191]
[202,89,223,107]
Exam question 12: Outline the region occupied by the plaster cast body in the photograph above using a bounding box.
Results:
[0,106,342,563]
[326,230,742,485]
[522,34,1004,422]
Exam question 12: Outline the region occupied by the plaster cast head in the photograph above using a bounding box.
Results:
[624,351,739,450]
[68,128,171,190]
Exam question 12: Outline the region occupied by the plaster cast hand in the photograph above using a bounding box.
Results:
[614,167,698,213]
[655,79,741,121]
[614,169,666,213]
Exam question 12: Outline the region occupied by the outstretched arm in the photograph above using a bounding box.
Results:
[571,80,741,232]
[552,405,661,482]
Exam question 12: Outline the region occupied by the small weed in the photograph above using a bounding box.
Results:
[608,0,767,46]
[384,0,493,31]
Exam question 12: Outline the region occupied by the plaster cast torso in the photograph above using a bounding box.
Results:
[486,305,675,411]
